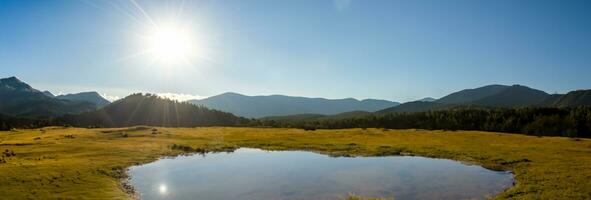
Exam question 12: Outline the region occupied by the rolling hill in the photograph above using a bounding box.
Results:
[435,84,509,104]
[188,92,399,118]
[380,84,559,113]
[59,93,249,127]
[553,90,591,107]
[378,101,446,113]
[470,85,549,107]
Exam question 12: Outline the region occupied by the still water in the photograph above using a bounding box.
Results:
[128,148,513,200]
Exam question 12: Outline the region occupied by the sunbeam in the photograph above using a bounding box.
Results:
[97,0,209,68]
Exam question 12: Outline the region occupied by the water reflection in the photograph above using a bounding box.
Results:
[129,148,513,200]
[158,183,167,195]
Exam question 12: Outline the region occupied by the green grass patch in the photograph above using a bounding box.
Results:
[0,127,590,199]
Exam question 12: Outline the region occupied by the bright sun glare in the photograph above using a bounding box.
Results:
[158,183,168,195]
[147,24,195,65]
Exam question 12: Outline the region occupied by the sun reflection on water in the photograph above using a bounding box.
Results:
[158,183,168,195]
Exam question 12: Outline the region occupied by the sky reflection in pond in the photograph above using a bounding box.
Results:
[129,148,513,200]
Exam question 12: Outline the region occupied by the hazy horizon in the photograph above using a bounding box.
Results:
[9,76,577,103]
[2,0,591,102]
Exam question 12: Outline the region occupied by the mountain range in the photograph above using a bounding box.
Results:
[1,76,590,121]
[0,77,112,117]
[0,77,98,117]
[379,84,590,113]
[192,85,591,118]
[188,92,400,118]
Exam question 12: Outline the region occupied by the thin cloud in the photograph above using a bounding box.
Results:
[156,92,205,102]
[101,93,121,102]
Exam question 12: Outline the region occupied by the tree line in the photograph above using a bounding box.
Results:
[255,107,591,138]
[2,105,591,138]
[0,114,52,131]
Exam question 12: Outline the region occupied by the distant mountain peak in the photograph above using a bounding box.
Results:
[4,76,20,81]
[76,91,100,96]
[470,84,549,107]
[0,76,26,85]
[0,77,96,117]
[220,92,245,96]
[57,91,110,107]
[42,91,55,98]
[0,76,36,92]
[1,77,26,85]
[417,97,436,102]
[510,84,533,89]
[435,84,510,105]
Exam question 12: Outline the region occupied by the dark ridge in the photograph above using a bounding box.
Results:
[553,90,591,107]
[58,93,249,127]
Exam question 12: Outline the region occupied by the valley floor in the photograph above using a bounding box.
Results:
[0,127,590,199]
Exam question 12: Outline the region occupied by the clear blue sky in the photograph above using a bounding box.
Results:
[1,0,590,102]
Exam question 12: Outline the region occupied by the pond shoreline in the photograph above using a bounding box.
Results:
[122,147,515,200]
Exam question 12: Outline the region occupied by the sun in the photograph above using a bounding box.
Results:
[146,24,195,65]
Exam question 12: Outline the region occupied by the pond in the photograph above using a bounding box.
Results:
[128,148,513,200]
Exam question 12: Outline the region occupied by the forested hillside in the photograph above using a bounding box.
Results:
[58,94,249,127]
[259,107,591,138]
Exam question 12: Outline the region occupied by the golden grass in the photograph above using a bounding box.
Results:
[345,194,393,200]
[0,127,590,199]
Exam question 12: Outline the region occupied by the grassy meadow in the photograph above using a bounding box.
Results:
[0,127,590,199]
